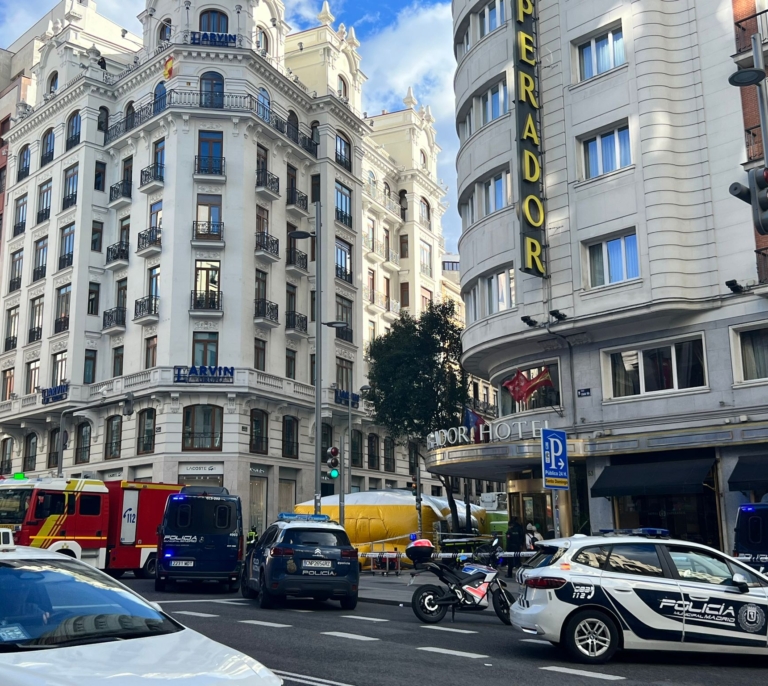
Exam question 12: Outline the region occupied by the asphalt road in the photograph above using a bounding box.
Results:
[124,578,768,686]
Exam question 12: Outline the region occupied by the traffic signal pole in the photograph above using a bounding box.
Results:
[314,203,323,516]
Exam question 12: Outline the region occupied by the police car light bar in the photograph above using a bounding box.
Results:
[277,513,331,522]
[599,528,669,538]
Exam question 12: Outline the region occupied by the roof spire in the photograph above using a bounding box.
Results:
[347,26,360,49]
[318,1,335,26]
[403,87,417,109]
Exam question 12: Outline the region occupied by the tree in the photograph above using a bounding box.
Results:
[365,300,468,531]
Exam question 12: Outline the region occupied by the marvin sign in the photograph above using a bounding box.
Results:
[174,366,235,384]
[515,0,547,278]
[189,32,239,48]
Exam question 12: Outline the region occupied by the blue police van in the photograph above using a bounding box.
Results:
[155,486,244,592]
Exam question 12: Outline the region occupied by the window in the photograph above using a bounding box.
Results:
[195,260,219,294]
[282,416,299,458]
[336,134,352,172]
[1,369,13,401]
[23,434,37,472]
[420,241,433,278]
[59,224,75,268]
[199,10,228,33]
[399,234,409,259]
[257,88,271,120]
[384,437,395,472]
[87,222,103,255]
[97,107,109,132]
[605,544,664,577]
[37,180,52,222]
[150,200,163,229]
[196,193,222,238]
[481,82,508,125]
[198,131,223,172]
[483,171,510,215]
[338,75,348,99]
[87,283,100,316]
[250,409,268,454]
[138,409,156,455]
[183,405,223,451]
[9,249,23,292]
[83,350,97,385]
[335,181,352,226]
[400,283,410,308]
[255,269,268,304]
[351,430,363,467]
[116,279,127,310]
[666,546,733,585]
[589,233,639,287]
[336,357,352,391]
[29,296,43,342]
[286,349,296,379]
[254,339,266,371]
[256,26,269,52]
[94,162,106,192]
[608,337,706,398]
[66,111,81,149]
[500,362,560,416]
[457,28,470,58]
[310,291,316,322]
[55,285,71,330]
[112,346,124,377]
[584,125,631,179]
[740,327,768,381]
[154,138,165,168]
[48,71,58,93]
[41,129,55,166]
[335,238,352,281]
[482,268,516,315]
[0,438,11,474]
[75,422,90,464]
[63,164,78,206]
[367,434,380,470]
[336,295,352,336]
[368,320,376,343]
[367,270,375,301]
[17,146,30,179]
[421,287,433,311]
[51,351,67,387]
[105,415,122,459]
[25,360,39,395]
[6,307,18,350]
[14,195,27,233]
[478,0,505,37]
[159,18,172,43]
[145,336,157,369]
[193,332,218,367]
[579,27,625,81]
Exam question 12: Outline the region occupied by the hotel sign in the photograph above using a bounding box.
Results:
[515,0,547,278]
[190,32,239,47]
[41,384,69,405]
[174,366,235,384]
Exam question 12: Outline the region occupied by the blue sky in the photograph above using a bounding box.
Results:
[0,0,460,249]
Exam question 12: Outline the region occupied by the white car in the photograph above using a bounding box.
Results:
[511,528,768,664]
[0,535,282,685]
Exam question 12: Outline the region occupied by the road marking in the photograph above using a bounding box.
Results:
[173,611,219,618]
[157,599,241,605]
[292,609,313,613]
[521,638,551,645]
[272,670,355,686]
[342,615,388,622]
[321,631,379,641]
[417,647,488,659]
[210,599,250,605]
[540,667,625,681]
[420,625,477,634]
[240,620,292,628]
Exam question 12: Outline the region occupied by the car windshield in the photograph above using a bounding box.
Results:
[0,489,33,524]
[165,498,237,535]
[281,529,351,547]
[0,558,182,650]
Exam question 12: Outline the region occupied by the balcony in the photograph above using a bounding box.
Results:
[13,221,25,237]
[140,163,164,193]
[746,126,763,163]
[105,241,130,270]
[8,277,21,293]
[255,231,280,262]
[336,326,353,344]
[388,250,401,266]
[4,336,16,352]
[285,311,308,338]
[62,193,78,211]
[250,436,268,455]
[758,248,768,285]
[286,122,319,158]
[40,150,54,167]
[194,156,226,183]
[28,327,42,344]
[54,316,69,334]
[255,168,280,201]
[102,307,127,335]
[134,295,160,324]
[286,187,309,220]
[335,208,352,229]
[58,252,74,271]
[66,133,80,151]
[286,247,308,276]
[47,451,59,470]
[190,290,223,317]
[336,151,352,172]
[32,266,46,282]
[37,208,51,224]
[109,180,131,209]
[418,215,432,232]
[735,9,768,54]
[74,446,90,464]
[363,182,403,219]
[363,235,386,263]
[420,263,434,279]
[254,298,280,328]
[192,221,225,248]
[335,264,352,284]
[137,228,162,257]
[468,396,499,419]
[17,167,29,183]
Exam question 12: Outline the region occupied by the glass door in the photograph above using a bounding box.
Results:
[249,477,267,535]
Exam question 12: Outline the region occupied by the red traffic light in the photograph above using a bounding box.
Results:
[326,446,339,458]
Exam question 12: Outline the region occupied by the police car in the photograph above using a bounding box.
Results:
[242,514,359,609]
[511,528,768,664]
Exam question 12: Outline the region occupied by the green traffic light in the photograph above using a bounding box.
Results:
[329,469,340,479]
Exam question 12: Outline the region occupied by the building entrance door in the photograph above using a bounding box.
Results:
[508,478,571,538]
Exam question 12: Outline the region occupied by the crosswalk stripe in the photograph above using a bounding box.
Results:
[173,611,219,618]
[540,667,625,681]
[321,631,379,641]
[420,625,477,634]
[240,620,292,628]
[271,670,355,686]
[417,647,488,659]
[341,615,388,622]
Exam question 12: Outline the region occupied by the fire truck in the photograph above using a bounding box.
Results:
[0,475,181,577]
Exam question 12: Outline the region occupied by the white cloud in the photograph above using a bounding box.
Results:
[358,2,460,251]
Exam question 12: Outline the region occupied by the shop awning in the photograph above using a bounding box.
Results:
[728,455,768,492]
[591,458,715,498]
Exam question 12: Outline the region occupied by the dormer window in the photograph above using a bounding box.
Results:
[338,75,348,99]
[47,71,58,94]
[159,19,172,43]
[200,10,228,33]
[256,27,269,53]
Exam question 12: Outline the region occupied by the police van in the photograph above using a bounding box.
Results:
[734,503,768,574]
[511,529,768,664]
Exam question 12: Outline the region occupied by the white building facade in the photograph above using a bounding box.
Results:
[0,0,452,533]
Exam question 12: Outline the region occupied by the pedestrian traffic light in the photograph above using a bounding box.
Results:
[326,447,340,479]
[409,481,417,496]
[730,167,768,235]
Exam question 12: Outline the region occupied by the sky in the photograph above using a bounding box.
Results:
[0,0,460,250]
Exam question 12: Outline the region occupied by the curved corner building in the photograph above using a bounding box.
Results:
[434,0,768,550]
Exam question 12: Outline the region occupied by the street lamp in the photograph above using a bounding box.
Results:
[729,34,768,160]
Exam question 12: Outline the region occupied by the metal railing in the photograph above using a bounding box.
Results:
[182,432,223,451]
[106,241,129,264]
[286,311,308,333]
[58,253,74,270]
[282,440,299,459]
[190,290,223,311]
[137,435,155,455]
[363,182,402,217]
[287,187,308,210]
[4,336,16,352]
[32,265,46,282]
[37,208,51,224]
[193,221,224,241]
[62,193,78,210]
[140,163,164,186]
[54,316,69,333]
[368,453,380,470]
[746,126,763,162]
[28,327,42,343]
[256,168,280,194]
[134,295,159,320]
[758,247,768,284]
[352,450,363,468]
[74,447,90,464]
[336,151,352,171]
[735,9,768,54]
[468,397,499,418]
[388,249,400,265]
[8,277,21,293]
[287,248,308,271]
[40,150,54,167]
[335,208,352,228]
[47,451,58,469]
[13,221,25,237]
[103,307,126,329]
[335,264,352,283]
[250,436,268,454]
[104,440,122,460]
[195,156,226,175]
[17,167,29,183]
[420,263,434,279]
[255,231,279,256]
[364,235,387,260]
[336,326,353,343]
[254,299,279,322]
[109,179,131,204]
[138,227,162,251]
[66,133,80,150]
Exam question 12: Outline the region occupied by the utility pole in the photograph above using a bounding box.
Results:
[314,202,322,515]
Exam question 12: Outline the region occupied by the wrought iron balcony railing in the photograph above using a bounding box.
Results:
[287,187,308,210]
[66,133,80,150]
[195,156,226,175]
[37,208,51,224]
[193,221,224,241]
[28,327,42,344]
[62,193,77,210]
[255,231,279,256]
[256,168,280,194]
[335,264,352,283]
[109,179,131,203]
[134,295,159,320]
[285,311,308,333]
[106,241,130,264]
[336,151,352,172]
[254,299,279,322]
[4,336,16,352]
[54,316,69,333]
[58,252,74,270]
[335,208,352,228]
[286,248,308,271]
[103,307,127,329]
[138,227,162,251]
[13,221,25,237]
[140,163,165,186]
[190,290,223,311]
[336,326,353,343]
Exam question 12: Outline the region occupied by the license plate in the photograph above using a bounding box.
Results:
[170,561,194,567]
[303,560,332,569]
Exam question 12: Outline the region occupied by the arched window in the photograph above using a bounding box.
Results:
[105,415,122,460]
[250,409,268,454]
[335,133,351,171]
[158,18,172,43]
[76,422,91,464]
[257,87,271,121]
[183,405,223,451]
[47,71,58,94]
[351,429,363,467]
[199,10,228,33]
[287,110,299,142]
[399,189,408,222]
[367,433,380,470]
[367,171,376,189]
[40,129,55,166]
[420,149,428,167]
[0,438,12,474]
[125,102,136,130]
[200,72,224,109]
[256,26,269,53]
[282,416,298,458]
[24,433,37,472]
[17,145,31,180]
[48,428,60,469]
[154,82,167,114]
[138,409,156,455]
[383,182,391,198]
[337,75,348,99]
[66,111,81,149]
[97,107,110,133]
[384,437,395,472]
[311,121,320,144]
[420,198,431,225]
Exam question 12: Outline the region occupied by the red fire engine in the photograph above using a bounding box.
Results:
[0,476,181,576]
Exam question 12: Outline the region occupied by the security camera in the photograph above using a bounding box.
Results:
[101,389,108,397]
[121,29,128,38]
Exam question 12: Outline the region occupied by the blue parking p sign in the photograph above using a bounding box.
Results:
[542,429,569,490]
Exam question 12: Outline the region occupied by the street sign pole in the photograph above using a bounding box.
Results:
[542,428,569,538]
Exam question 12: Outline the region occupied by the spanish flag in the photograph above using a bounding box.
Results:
[163,56,174,80]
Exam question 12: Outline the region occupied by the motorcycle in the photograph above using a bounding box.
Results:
[407,538,513,625]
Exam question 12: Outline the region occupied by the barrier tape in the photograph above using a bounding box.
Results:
[357,551,537,560]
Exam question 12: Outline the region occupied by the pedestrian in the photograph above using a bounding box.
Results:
[505,516,525,577]
[526,522,543,550]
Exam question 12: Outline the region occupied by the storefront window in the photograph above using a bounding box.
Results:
[249,475,267,535]
[278,479,296,512]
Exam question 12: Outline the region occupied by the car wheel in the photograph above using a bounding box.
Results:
[241,570,258,599]
[411,584,448,623]
[258,572,274,609]
[340,594,358,610]
[492,588,512,625]
[106,569,125,579]
[135,556,158,579]
[154,576,166,593]
[564,610,619,664]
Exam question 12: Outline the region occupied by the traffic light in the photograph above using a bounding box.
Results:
[326,447,340,479]
[122,392,134,416]
[730,166,768,235]
[408,480,418,496]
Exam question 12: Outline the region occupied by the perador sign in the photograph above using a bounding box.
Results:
[515,0,547,278]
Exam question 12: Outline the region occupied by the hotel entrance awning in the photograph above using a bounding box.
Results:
[728,455,768,492]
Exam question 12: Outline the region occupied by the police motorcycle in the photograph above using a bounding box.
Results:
[406,538,513,625]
